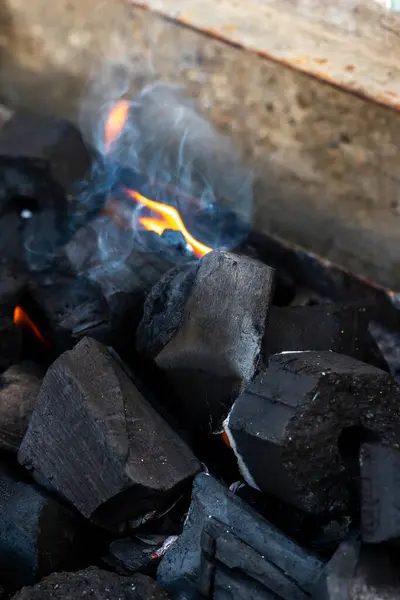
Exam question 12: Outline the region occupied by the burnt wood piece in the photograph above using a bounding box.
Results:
[105,535,173,575]
[0,316,22,372]
[154,250,275,432]
[360,442,400,544]
[0,157,69,270]
[0,112,91,191]
[10,567,170,600]
[18,337,201,532]
[158,473,323,599]
[224,351,400,515]
[0,363,42,452]
[27,273,110,351]
[264,303,388,371]
[314,538,400,599]
[136,263,199,358]
[0,462,85,590]
[65,224,177,343]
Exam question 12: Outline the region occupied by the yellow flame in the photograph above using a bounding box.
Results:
[127,189,212,258]
[104,99,130,152]
[13,306,51,347]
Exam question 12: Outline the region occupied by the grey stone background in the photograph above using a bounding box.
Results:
[1,0,400,287]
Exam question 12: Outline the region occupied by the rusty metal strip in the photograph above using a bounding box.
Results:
[126,0,400,112]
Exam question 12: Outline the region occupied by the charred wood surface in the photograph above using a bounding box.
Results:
[360,442,400,544]
[10,567,170,600]
[224,351,400,514]
[0,362,42,452]
[0,462,85,590]
[314,537,400,599]
[158,473,323,599]
[0,112,91,191]
[154,250,275,432]
[18,337,201,531]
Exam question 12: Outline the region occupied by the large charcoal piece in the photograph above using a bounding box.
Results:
[28,272,110,350]
[158,473,323,599]
[264,303,387,370]
[314,537,400,599]
[151,250,275,432]
[18,337,201,531]
[0,112,91,190]
[360,442,400,543]
[0,363,42,452]
[0,462,84,590]
[10,567,170,600]
[65,224,177,343]
[224,351,400,514]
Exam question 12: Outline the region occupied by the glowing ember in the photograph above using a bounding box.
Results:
[128,189,212,258]
[13,306,51,347]
[221,430,231,448]
[104,99,130,152]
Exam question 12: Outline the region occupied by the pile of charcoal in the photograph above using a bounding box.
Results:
[0,109,399,600]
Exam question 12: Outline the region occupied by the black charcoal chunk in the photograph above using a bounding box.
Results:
[0,362,42,452]
[360,442,400,543]
[314,538,400,599]
[18,337,201,532]
[0,112,91,190]
[224,351,400,514]
[155,250,275,432]
[136,263,199,358]
[105,535,175,575]
[158,473,323,599]
[10,567,170,600]
[28,273,110,350]
[0,462,84,590]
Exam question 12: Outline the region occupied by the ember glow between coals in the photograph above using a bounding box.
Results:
[104,100,212,259]
[13,306,51,347]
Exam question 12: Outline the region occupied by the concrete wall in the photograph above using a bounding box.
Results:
[1,0,400,286]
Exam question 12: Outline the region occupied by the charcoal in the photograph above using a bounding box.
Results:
[105,535,176,575]
[0,362,42,452]
[154,250,275,432]
[0,461,85,590]
[27,273,110,350]
[65,223,177,342]
[224,351,400,514]
[360,442,400,543]
[314,537,400,599]
[0,112,91,191]
[0,316,22,372]
[10,567,170,600]
[158,473,323,599]
[264,303,387,370]
[18,337,201,531]
[136,263,199,357]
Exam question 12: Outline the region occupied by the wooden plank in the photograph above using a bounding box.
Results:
[128,0,400,111]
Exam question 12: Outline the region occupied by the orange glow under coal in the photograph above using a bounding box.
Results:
[104,99,130,152]
[13,306,51,348]
[104,101,213,258]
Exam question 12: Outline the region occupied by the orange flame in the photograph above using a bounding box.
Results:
[13,306,51,348]
[128,189,212,258]
[104,99,130,152]
[104,100,213,258]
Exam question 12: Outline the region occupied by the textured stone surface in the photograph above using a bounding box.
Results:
[1,0,400,285]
